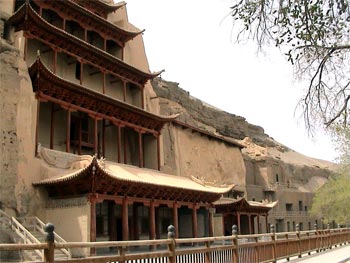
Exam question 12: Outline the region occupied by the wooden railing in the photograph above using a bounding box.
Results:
[0,210,43,261]
[0,223,349,263]
[20,216,71,258]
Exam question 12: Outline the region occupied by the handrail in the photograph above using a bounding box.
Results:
[22,216,71,258]
[0,222,349,263]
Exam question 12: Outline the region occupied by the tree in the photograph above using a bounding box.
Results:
[309,124,350,224]
[230,0,350,131]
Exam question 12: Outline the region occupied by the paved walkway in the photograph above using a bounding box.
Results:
[278,244,350,263]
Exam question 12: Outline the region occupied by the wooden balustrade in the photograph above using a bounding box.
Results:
[0,223,349,263]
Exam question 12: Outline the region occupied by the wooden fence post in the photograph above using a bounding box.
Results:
[296,224,301,258]
[314,223,319,253]
[168,225,176,263]
[232,225,238,263]
[44,223,55,263]
[271,224,277,263]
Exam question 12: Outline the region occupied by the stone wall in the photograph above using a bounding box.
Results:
[0,46,43,216]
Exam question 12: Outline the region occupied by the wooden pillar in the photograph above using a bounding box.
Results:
[39,7,42,16]
[66,109,71,153]
[248,214,252,234]
[173,203,179,238]
[117,125,122,163]
[102,119,106,157]
[132,203,139,240]
[192,204,198,238]
[157,134,161,171]
[141,87,145,109]
[123,81,127,102]
[124,128,127,164]
[103,38,107,51]
[52,49,57,74]
[122,197,129,241]
[149,201,156,241]
[84,29,87,42]
[62,18,66,31]
[102,71,106,94]
[93,117,98,155]
[237,212,241,234]
[138,131,143,168]
[80,61,83,85]
[257,214,261,234]
[265,213,269,233]
[50,103,55,149]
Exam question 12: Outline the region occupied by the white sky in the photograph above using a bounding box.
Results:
[124,0,337,162]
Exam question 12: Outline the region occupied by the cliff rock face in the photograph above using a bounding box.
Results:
[152,77,333,194]
[0,48,41,216]
[152,78,279,148]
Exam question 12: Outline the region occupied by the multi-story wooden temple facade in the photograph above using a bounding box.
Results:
[0,0,277,251]
[5,0,332,257]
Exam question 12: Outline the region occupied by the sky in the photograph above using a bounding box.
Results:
[124,0,337,162]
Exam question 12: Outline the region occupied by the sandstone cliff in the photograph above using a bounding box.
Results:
[151,77,334,193]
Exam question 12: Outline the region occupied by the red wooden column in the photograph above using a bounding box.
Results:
[66,109,71,153]
[149,201,156,241]
[93,117,98,155]
[80,61,84,86]
[123,81,127,102]
[102,119,106,157]
[237,212,241,234]
[173,203,179,238]
[138,130,144,168]
[192,204,198,238]
[50,103,55,149]
[52,48,57,74]
[102,71,106,94]
[140,86,145,109]
[62,18,66,31]
[89,195,97,242]
[122,197,129,241]
[117,125,122,163]
[124,128,128,164]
